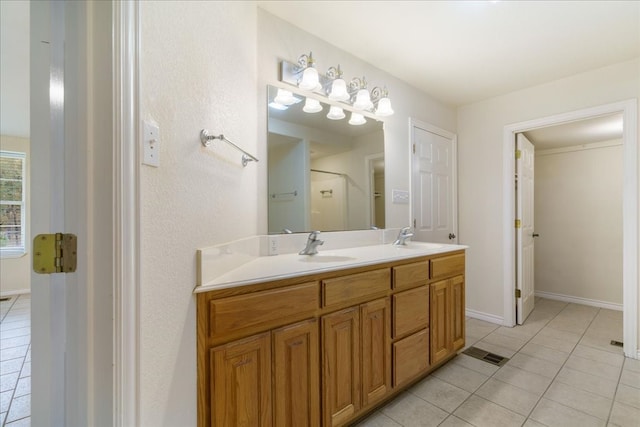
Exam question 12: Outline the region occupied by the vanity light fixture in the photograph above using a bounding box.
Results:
[350,77,374,111]
[327,105,346,120]
[348,112,367,126]
[297,52,321,91]
[371,87,394,116]
[303,98,323,113]
[279,52,394,117]
[326,65,350,101]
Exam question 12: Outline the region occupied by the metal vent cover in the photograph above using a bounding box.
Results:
[462,346,510,367]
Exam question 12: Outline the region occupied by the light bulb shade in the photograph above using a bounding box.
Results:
[303,98,323,113]
[353,89,373,110]
[328,78,349,101]
[299,67,320,91]
[348,112,366,126]
[274,89,297,106]
[326,106,345,120]
[375,97,394,116]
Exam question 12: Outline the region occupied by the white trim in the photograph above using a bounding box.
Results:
[535,291,623,311]
[535,140,622,157]
[503,99,638,359]
[409,118,458,243]
[0,288,30,298]
[113,1,140,425]
[465,309,503,325]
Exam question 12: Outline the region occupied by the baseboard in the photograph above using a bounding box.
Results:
[0,288,31,298]
[465,308,503,325]
[535,290,622,311]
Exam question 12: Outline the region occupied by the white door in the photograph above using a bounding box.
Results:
[31,1,87,424]
[516,133,535,324]
[411,120,457,243]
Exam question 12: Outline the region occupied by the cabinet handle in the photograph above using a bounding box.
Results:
[532,233,540,238]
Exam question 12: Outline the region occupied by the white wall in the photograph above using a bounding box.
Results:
[0,135,30,296]
[257,9,457,233]
[457,59,639,327]
[534,142,623,306]
[139,2,257,426]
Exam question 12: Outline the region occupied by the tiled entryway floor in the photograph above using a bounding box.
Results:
[0,294,31,427]
[357,297,640,427]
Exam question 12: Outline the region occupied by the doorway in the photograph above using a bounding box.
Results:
[503,100,638,359]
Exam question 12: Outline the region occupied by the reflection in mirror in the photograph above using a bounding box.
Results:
[267,85,385,234]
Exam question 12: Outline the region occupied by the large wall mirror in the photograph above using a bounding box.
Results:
[267,85,385,234]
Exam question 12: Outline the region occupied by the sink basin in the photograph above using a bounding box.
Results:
[298,255,358,263]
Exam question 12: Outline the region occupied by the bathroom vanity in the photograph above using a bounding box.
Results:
[195,240,465,427]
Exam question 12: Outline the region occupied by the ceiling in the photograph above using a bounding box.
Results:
[524,113,624,150]
[2,2,636,143]
[258,1,640,107]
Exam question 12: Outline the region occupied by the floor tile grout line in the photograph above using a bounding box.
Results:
[605,353,627,426]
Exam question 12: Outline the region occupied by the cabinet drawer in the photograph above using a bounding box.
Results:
[430,254,465,280]
[209,282,319,336]
[393,286,429,338]
[322,269,390,307]
[392,261,429,290]
[393,328,430,387]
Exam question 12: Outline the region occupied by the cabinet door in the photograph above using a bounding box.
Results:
[273,319,320,427]
[211,332,272,427]
[360,298,391,407]
[393,285,429,338]
[430,280,452,365]
[322,307,361,427]
[393,328,430,387]
[451,275,465,352]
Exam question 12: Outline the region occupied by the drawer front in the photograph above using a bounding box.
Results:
[322,269,390,307]
[393,328,430,387]
[430,254,465,280]
[393,286,429,338]
[209,282,319,336]
[392,261,429,290]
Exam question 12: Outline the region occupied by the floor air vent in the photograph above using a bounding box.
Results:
[462,346,509,367]
[610,340,624,348]
[0,297,9,302]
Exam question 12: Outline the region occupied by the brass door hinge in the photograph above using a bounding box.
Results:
[33,233,77,274]
[515,150,522,159]
[515,219,521,228]
[515,289,521,298]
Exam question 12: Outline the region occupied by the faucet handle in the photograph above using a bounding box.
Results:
[309,230,321,239]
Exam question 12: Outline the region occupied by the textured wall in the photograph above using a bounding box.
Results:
[457,59,639,323]
[535,143,623,305]
[139,2,257,425]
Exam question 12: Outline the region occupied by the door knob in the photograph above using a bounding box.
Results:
[448,233,456,240]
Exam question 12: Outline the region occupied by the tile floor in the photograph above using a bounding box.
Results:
[0,295,31,427]
[356,297,640,427]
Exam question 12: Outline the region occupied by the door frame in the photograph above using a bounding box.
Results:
[502,99,638,358]
[113,1,141,425]
[364,152,384,228]
[409,118,458,243]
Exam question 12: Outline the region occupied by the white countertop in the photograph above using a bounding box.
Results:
[195,241,467,293]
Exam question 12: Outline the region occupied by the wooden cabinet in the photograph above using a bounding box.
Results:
[211,332,272,426]
[322,307,361,427]
[322,298,391,427]
[198,250,465,427]
[273,319,320,427]
[361,298,391,407]
[430,275,465,365]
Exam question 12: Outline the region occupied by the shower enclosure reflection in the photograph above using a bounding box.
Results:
[267,85,385,233]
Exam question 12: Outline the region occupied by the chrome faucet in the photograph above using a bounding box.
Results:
[393,226,414,246]
[299,231,324,255]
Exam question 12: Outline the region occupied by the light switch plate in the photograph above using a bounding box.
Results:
[143,120,160,167]
[392,189,410,204]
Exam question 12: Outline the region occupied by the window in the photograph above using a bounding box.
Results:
[0,151,26,256]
